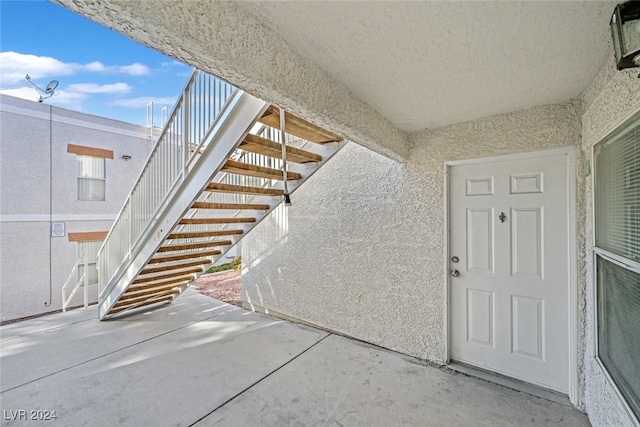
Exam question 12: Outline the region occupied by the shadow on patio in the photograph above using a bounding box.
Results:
[0,289,589,426]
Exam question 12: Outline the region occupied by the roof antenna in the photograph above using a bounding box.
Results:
[25,74,59,102]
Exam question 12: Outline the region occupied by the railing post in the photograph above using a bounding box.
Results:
[83,249,89,309]
[97,258,102,298]
[183,82,191,178]
[128,198,134,261]
[93,70,246,317]
[280,108,291,206]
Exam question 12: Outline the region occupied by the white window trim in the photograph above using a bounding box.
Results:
[591,106,640,427]
[592,249,640,427]
[76,155,106,201]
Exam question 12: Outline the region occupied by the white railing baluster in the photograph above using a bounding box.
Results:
[184,86,190,178]
[128,197,133,260]
[92,66,342,316]
[95,69,236,299]
[83,249,89,309]
[62,249,89,312]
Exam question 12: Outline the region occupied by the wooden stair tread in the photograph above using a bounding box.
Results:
[180,217,256,225]
[168,230,243,240]
[259,106,342,144]
[123,283,184,298]
[222,159,301,181]
[149,250,221,264]
[205,183,284,196]
[115,289,180,308]
[140,259,211,275]
[239,134,322,163]
[157,240,232,252]
[132,267,203,285]
[108,294,177,315]
[128,275,195,291]
[107,105,343,317]
[191,201,270,211]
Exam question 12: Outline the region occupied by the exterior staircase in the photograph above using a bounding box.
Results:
[96,70,344,320]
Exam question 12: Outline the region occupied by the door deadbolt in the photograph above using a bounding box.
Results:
[450,269,460,277]
[451,256,459,263]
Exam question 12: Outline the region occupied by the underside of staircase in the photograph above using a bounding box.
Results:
[96,71,344,320]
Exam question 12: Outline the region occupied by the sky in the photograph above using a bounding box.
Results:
[0,0,193,127]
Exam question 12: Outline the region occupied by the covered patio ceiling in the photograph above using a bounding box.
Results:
[55,0,619,157]
[238,1,617,131]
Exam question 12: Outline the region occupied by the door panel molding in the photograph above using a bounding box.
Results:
[511,207,544,279]
[466,208,495,273]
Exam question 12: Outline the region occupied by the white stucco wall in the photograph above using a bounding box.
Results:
[0,95,153,321]
[242,55,640,425]
[580,59,640,427]
[242,100,582,365]
[243,142,446,361]
[32,3,640,424]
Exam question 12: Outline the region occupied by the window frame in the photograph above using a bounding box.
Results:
[76,154,106,201]
[592,108,640,426]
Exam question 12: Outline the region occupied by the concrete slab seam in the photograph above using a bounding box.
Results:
[188,332,332,426]
[0,310,239,394]
[0,317,96,343]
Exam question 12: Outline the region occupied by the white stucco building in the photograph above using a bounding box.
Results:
[44,1,640,425]
[0,94,154,321]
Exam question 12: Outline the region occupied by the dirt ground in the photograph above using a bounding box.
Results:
[191,269,242,307]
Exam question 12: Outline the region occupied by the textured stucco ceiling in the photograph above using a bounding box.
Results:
[238,1,617,131]
[54,0,619,152]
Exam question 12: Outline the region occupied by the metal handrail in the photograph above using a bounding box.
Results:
[95,67,345,316]
[62,250,90,312]
[96,69,236,297]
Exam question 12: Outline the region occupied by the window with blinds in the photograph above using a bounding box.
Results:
[595,121,640,262]
[77,155,106,201]
[594,110,640,421]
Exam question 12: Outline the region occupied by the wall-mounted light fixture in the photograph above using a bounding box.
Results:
[611,1,640,69]
[122,155,132,160]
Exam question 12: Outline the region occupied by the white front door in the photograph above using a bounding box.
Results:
[449,150,570,393]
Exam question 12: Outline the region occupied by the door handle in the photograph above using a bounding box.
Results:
[450,269,460,277]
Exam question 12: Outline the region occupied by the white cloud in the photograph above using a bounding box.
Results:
[0,52,153,86]
[160,60,192,77]
[0,84,90,110]
[50,82,133,111]
[161,60,184,68]
[85,61,107,72]
[111,96,177,109]
[0,52,81,84]
[50,90,89,111]
[67,82,132,94]
[117,63,150,76]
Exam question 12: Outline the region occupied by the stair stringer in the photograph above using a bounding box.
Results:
[98,92,269,319]
[109,140,349,317]
[182,138,348,278]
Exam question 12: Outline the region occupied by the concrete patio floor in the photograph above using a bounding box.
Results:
[1,289,590,426]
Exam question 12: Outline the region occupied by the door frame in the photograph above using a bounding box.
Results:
[443,146,578,404]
